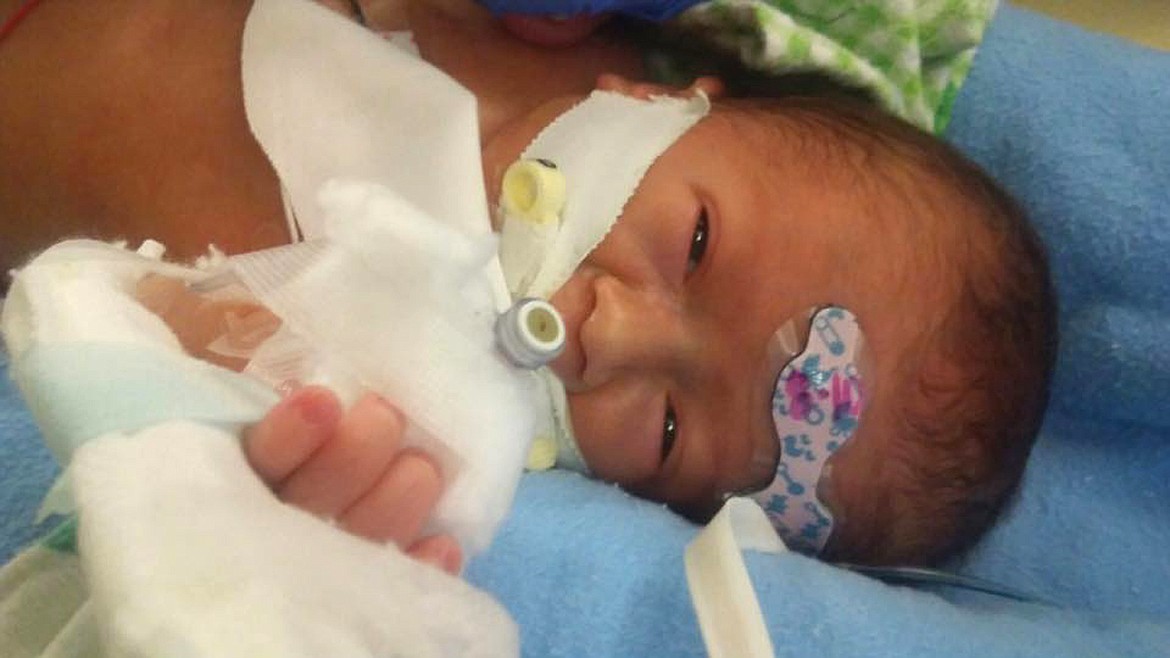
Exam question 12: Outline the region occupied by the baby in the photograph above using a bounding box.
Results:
[0,0,1056,567]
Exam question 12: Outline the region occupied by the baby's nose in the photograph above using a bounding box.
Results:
[581,275,690,387]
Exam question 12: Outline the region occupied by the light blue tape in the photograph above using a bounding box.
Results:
[11,342,278,467]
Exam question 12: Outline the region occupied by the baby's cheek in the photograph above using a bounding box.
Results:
[568,391,662,487]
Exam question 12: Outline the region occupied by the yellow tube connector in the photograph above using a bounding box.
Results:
[501,159,566,226]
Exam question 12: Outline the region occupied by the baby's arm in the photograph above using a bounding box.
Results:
[135,274,280,371]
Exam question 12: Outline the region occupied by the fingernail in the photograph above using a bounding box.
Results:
[291,388,339,427]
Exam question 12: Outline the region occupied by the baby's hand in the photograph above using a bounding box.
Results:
[135,274,280,371]
[245,386,462,575]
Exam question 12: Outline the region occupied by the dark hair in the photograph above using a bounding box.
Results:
[722,94,1058,565]
[876,116,1056,565]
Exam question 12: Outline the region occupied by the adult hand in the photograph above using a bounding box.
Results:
[245,386,463,575]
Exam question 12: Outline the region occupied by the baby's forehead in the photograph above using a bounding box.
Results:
[724,101,983,262]
[707,98,950,186]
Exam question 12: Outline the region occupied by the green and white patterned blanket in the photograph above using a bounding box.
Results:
[669,0,998,132]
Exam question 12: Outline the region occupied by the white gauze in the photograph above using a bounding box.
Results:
[237,0,531,554]
[498,90,710,471]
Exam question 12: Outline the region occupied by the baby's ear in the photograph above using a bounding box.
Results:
[595,73,724,100]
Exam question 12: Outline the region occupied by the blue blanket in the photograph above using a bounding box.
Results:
[479,5,1170,654]
[2,4,1168,656]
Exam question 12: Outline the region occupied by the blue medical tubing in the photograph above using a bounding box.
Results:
[478,0,706,22]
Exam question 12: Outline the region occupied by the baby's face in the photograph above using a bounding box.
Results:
[483,91,940,527]
[539,109,920,517]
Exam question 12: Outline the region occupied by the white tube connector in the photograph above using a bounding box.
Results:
[495,298,566,369]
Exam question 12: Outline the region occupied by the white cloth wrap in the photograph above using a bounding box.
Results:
[240,0,536,553]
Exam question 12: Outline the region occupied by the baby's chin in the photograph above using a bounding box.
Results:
[497,14,610,48]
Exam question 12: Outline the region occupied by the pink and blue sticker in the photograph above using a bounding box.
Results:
[750,306,864,554]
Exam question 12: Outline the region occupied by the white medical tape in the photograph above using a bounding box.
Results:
[503,90,710,300]
[685,497,786,658]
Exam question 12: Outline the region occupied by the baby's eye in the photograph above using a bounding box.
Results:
[662,403,678,464]
[686,208,709,275]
